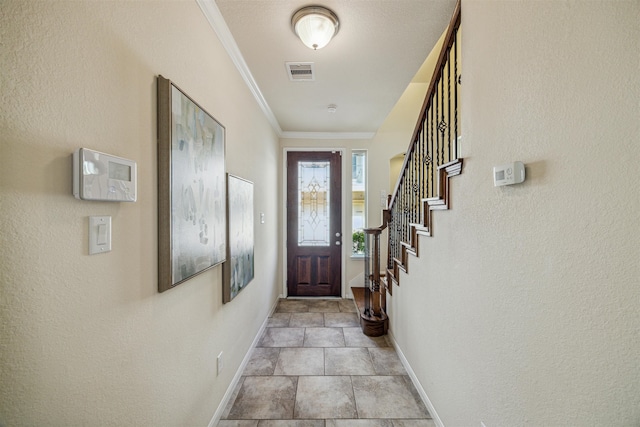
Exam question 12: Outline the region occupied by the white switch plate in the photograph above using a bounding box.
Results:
[380,189,388,208]
[89,216,111,255]
[217,351,224,375]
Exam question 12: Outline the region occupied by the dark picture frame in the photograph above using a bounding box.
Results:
[157,75,226,292]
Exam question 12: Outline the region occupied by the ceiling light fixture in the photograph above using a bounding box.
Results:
[291,6,339,50]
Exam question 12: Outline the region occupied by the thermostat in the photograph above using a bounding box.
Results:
[493,161,525,187]
[73,148,137,201]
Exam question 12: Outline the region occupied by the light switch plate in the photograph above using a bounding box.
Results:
[217,351,224,375]
[89,216,111,255]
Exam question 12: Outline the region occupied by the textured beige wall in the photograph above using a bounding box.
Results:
[388,1,640,425]
[0,1,280,425]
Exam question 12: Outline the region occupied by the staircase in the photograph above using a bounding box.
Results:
[355,0,462,336]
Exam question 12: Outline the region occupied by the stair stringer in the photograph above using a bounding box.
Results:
[387,158,463,286]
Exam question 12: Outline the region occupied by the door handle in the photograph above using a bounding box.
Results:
[335,241,341,246]
[335,232,341,237]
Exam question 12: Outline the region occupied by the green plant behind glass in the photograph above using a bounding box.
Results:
[352,230,365,254]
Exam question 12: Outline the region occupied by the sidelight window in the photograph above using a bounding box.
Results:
[351,150,366,256]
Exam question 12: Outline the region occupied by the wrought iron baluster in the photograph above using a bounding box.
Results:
[419,121,425,216]
[399,181,404,244]
[439,68,444,168]
[447,47,452,163]
[408,152,413,228]
[454,29,459,160]
[411,149,417,226]
[402,176,408,242]
[430,98,435,198]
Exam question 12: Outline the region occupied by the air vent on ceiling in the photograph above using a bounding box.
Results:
[286,62,315,81]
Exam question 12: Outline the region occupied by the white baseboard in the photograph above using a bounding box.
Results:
[207,297,280,427]
[387,330,444,427]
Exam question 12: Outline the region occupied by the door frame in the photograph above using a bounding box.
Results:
[282,147,347,298]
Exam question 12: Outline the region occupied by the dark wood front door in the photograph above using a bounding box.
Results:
[287,151,342,297]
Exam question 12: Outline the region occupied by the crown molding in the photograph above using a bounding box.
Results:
[196,0,283,136]
[281,131,376,140]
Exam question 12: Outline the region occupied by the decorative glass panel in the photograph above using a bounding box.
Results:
[298,161,330,246]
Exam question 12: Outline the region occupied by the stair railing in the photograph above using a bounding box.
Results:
[386,0,462,286]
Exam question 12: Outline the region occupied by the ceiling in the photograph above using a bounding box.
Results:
[200,0,457,138]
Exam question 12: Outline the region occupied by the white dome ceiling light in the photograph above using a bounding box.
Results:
[291,6,340,50]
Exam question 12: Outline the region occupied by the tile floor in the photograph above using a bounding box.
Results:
[218,298,434,427]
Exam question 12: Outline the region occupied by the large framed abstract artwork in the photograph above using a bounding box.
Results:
[223,174,254,303]
[157,75,226,293]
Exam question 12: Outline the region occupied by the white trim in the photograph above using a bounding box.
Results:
[207,297,280,427]
[196,0,282,136]
[282,147,348,298]
[281,131,376,140]
[387,330,445,427]
[281,148,288,298]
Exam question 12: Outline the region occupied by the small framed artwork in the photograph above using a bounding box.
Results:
[223,174,255,303]
[157,75,226,293]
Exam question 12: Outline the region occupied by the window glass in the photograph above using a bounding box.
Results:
[352,151,366,256]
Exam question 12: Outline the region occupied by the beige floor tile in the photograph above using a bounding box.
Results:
[229,298,433,424]
[392,420,436,427]
[294,376,356,419]
[327,420,393,427]
[218,421,259,427]
[274,348,324,376]
[243,348,280,376]
[369,347,407,375]
[258,420,325,427]
[325,347,376,375]
[227,376,297,420]
[267,313,291,327]
[303,327,345,347]
[276,299,309,313]
[352,376,429,419]
[289,312,325,327]
[343,327,390,348]
[258,328,305,347]
[338,299,358,313]
[324,312,360,327]
[307,299,341,312]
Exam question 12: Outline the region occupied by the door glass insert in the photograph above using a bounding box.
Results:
[298,161,330,246]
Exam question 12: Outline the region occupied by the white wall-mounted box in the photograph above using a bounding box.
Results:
[73,148,137,201]
[493,161,525,187]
